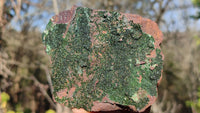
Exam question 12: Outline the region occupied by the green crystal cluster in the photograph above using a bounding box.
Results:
[42,7,163,111]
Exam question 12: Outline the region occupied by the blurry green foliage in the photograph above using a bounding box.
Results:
[15,104,23,113]
[45,109,56,113]
[1,92,10,112]
[186,87,200,112]
[191,0,200,19]
[1,92,10,103]
[0,92,23,113]
[193,35,200,46]
[192,0,200,6]
[7,110,15,113]
[161,30,200,113]
[1,29,53,113]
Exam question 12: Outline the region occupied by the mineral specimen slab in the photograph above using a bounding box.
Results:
[42,6,164,112]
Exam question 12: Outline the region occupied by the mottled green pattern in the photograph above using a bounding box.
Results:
[42,7,163,111]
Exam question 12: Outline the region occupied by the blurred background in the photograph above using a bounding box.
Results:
[0,0,200,113]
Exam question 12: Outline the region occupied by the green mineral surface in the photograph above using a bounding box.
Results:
[42,7,163,111]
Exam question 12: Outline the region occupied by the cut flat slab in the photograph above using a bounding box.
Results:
[42,6,164,112]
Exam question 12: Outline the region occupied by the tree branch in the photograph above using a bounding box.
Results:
[29,76,56,109]
[156,0,172,25]
[0,0,5,27]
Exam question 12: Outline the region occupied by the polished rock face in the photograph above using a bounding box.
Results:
[42,6,164,112]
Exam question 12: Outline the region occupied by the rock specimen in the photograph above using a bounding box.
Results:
[42,6,164,113]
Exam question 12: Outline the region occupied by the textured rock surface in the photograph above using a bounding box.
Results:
[42,6,164,112]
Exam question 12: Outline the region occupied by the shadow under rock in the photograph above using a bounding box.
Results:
[91,104,151,113]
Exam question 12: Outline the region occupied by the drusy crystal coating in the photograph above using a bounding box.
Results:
[42,6,163,112]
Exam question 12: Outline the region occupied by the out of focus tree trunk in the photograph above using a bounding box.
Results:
[52,0,59,14]
[0,0,5,50]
